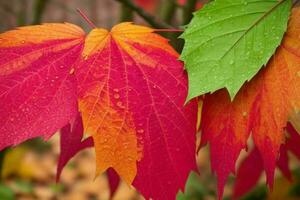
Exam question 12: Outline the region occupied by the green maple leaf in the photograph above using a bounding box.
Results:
[181,0,292,101]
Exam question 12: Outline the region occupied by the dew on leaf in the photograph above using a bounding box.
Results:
[117,101,125,109]
[137,129,144,133]
[114,94,120,99]
[69,68,75,75]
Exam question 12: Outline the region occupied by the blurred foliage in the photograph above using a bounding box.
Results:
[0,183,15,200]
[176,172,207,200]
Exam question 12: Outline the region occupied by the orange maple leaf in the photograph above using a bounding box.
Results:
[200,8,300,199]
[0,21,198,200]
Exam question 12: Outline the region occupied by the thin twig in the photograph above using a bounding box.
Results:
[76,8,96,29]
[120,3,133,22]
[114,0,174,29]
[153,29,183,32]
[182,0,198,25]
[161,0,177,24]
[293,0,300,6]
[32,0,49,25]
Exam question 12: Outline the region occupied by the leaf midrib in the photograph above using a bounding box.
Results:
[220,0,289,60]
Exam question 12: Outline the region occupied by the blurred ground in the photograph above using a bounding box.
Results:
[1,135,144,200]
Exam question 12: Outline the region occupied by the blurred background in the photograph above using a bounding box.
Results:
[1,0,300,200]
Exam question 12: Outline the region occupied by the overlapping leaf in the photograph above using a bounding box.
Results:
[234,123,300,198]
[0,22,198,200]
[56,113,93,181]
[200,8,300,199]
[0,23,85,149]
[181,0,292,100]
[76,23,198,200]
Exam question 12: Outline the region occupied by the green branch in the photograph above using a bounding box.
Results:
[32,0,49,25]
[120,3,134,22]
[115,0,173,29]
[182,0,198,25]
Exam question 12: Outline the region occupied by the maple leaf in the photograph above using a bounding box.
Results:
[0,21,198,200]
[234,123,300,198]
[56,113,93,182]
[200,8,300,199]
[107,168,120,198]
[181,0,292,100]
[0,23,85,149]
[76,22,198,200]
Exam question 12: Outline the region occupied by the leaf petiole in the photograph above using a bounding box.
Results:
[76,8,96,29]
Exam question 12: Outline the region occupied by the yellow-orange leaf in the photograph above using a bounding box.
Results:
[200,8,300,199]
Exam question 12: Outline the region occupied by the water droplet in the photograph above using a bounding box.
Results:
[297,71,300,77]
[114,94,120,99]
[153,85,157,89]
[229,60,234,65]
[55,76,59,79]
[21,40,25,44]
[10,118,14,122]
[84,56,88,60]
[69,68,75,75]
[60,65,64,69]
[137,129,144,133]
[113,88,119,92]
[117,101,124,108]
[243,111,247,117]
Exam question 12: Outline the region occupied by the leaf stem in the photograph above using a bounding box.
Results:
[76,8,96,29]
[114,0,173,29]
[153,29,183,32]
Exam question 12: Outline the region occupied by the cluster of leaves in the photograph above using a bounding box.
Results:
[0,0,300,200]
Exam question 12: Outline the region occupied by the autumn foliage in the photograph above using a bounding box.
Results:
[0,1,300,200]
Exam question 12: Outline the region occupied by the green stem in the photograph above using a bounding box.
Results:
[32,0,49,25]
[161,0,177,24]
[294,0,300,6]
[0,149,8,180]
[17,4,27,26]
[120,3,134,22]
[182,0,198,25]
[114,0,173,29]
